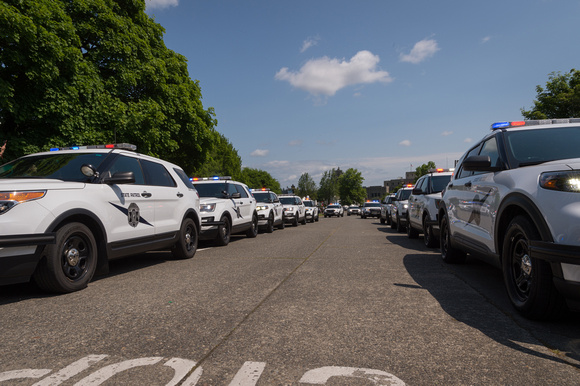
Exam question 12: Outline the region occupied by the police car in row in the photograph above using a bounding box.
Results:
[251,188,285,232]
[191,177,258,246]
[0,144,201,293]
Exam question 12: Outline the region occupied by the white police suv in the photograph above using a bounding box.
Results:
[251,188,285,232]
[279,195,306,226]
[303,199,319,222]
[439,119,580,319]
[407,168,453,247]
[0,144,201,293]
[192,177,258,246]
[390,185,414,232]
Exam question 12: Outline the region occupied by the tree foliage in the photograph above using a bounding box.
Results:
[0,0,216,173]
[237,167,281,194]
[414,161,436,182]
[296,172,317,199]
[193,132,241,179]
[338,168,366,206]
[521,69,580,119]
[318,168,340,204]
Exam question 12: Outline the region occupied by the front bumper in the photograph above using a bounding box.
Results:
[199,216,225,239]
[530,241,580,305]
[324,211,341,217]
[0,233,56,285]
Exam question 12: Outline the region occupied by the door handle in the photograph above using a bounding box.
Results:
[141,192,152,198]
[464,181,472,188]
[177,192,184,198]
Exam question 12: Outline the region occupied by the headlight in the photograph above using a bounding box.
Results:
[403,204,408,209]
[256,205,269,211]
[200,203,217,212]
[0,191,46,215]
[540,171,580,192]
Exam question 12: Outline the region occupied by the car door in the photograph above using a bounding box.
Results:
[140,159,182,236]
[409,176,427,227]
[103,154,155,243]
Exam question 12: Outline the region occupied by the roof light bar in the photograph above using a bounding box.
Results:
[491,118,580,130]
[190,176,232,181]
[49,143,137,151]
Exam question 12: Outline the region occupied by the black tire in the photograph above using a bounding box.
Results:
[315,212,319,222]
[277,215,285,229]
[407,216,419,239]
[172,217,198,259]
[396,214,405,233]
[390,216,396,229]
[423,217,437,248]
[301,213,307,225]
[215,215,231,246]
[386,212,392,225]
[380,217,385,224]
[502,216,566,320]
[293,213,299,227]
[440,214,466,263]
[246,212,259,238]
[266,212,275,233]
[34,222,97,293]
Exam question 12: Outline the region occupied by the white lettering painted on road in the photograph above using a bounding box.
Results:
[0,369,52,382]
[73,357,163,385]
[228,361,266,386]
[299,366,406,385]
[32,355,108,386]
[163,358,197,386]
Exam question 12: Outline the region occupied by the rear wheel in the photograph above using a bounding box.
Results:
[407,216,419,239]
[423,217,437,248]
[246,213,259,238]
[172,218,198,259]
[277,215,285,229]
[266,212,275,233]
[216,215,231,246]
[502,216,566,320]
[396,214,405,233]
[34,222,97,293]
[293,213,299,227]
[440,214,466,263]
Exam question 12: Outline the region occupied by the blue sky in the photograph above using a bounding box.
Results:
[145,0,580,188]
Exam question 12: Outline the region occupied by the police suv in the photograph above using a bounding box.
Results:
[192,177,258,246]
[407,168,453,247]
[439,119,580,320]
[303,199,320,222]
[251,188,285,232]
[279,195,306,226]
[390,185,414,232]
[0,144,201,293]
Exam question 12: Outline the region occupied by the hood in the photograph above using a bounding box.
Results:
[0,179,85,191]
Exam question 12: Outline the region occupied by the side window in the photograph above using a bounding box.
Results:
[479,137,500,168]
[173,168,195,189]
[107,155,145,185]
[141,159,176,187]
[455,145,481,179]
[296,197,303,205]
[415,176,427,193]
[234,184,249,198]
[227,183,238,196]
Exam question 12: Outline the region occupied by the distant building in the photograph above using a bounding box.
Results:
[365,185,386,200]
[383,171,416,193]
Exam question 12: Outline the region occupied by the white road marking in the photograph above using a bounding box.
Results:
[228,362,266,386]
[299,366,406,385]
[32,355,108,386]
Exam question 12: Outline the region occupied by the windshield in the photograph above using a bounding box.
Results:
[303,201,314,207]
[364,203,381,207]
[193,182,228,198]
[253,192,270,203]
[398,189,412,200]
[0,152,108,182]
[431,175,452,193]
[504,126,580,167]
[327,204,341,208]
[279,197,295,205]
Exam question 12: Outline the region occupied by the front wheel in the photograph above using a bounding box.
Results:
[216,215,231,246]
[440,214,466,263]
[407,217,419,238]
[34,222,97,293]
[172,217,198,259]
[502,216,565,320]
[266,212,275,233]
[423,217,437,248]
[396,214,405,233]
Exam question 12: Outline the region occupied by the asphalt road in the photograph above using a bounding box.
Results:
[1,215,579,385]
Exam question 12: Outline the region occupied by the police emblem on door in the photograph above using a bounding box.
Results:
[128,203,140,227]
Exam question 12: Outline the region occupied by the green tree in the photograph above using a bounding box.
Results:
[318,168,339,205]
[521,69,580,119]
[338,168,366,206]
[238,167,281,194]
[414,161,436,182]
[296,172,317,199]
[193,133,242,179]
[0,0,216,172]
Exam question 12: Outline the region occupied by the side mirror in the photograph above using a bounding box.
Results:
[231,192,241,199]
[412,188,423,195]
[463,155,501,172]
[104,171,135,185]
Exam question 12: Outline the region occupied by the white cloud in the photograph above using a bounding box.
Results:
[300,36,320,53]
[399,140,411,146]
[250,149,270,157]
[288,140,303,146]
[145,0,178,9]
[400,39,440,64]
[275,50,393,97]
[441,131,453,136]
[464,138,473,143]
[481,36,491,44]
